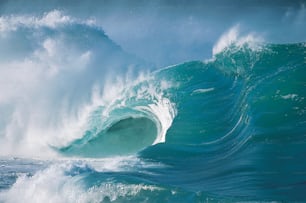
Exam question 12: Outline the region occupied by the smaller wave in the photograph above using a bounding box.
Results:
[212,25,263,56]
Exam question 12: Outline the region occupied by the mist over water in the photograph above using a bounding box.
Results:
[1,0,306,66]
[0,1,306,202]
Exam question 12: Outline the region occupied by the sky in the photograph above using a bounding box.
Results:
[1,0,305,67]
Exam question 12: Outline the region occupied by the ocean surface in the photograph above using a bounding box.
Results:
[0,1,306,202]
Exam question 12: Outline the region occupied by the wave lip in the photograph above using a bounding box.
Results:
[57,75,176,158]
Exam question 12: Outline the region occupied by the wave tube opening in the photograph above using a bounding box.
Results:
[59,117,158,158]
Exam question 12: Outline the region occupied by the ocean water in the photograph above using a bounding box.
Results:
[0,2,306,202]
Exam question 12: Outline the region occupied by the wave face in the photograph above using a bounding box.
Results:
[138,42,306,201]
[0,9,306,203]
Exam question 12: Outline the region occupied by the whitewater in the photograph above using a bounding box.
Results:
[0,2,306,202]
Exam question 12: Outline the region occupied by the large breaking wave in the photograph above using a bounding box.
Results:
[0,10,306,202]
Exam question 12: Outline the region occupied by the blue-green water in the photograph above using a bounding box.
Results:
[0,4,306,203]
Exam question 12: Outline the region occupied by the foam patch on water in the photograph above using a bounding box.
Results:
[0,159,163,203]
[281,94,298,100]
[59,155,165,173]
[191,88,215,95]
[85,183,162,202]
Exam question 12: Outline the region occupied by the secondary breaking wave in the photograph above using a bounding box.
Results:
[0,10,151,157]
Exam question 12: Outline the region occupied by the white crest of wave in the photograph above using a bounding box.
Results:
[0,10,89,32]
[136,96,176,144]
[212,25,263,55]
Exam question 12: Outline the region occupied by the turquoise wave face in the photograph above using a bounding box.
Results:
[161,43,306,145]
[60,117,157,157]
[60,42,305,151]
[55,42,306,201]
[139,43,306,201]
